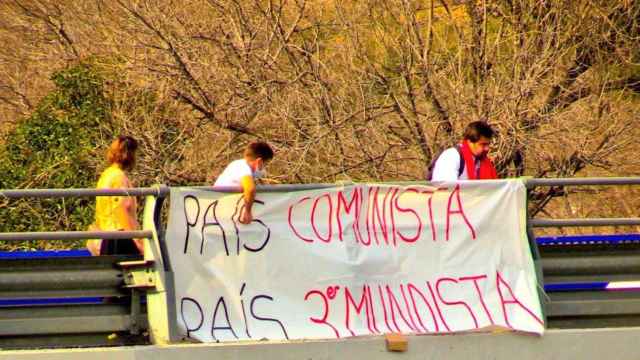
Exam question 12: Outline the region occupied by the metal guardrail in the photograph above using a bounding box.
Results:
[0,185,167,244]
[1,178,640,347]
[0,255,133,299]
[525,177,640,187]
[0,252,148,349]
[539,238,640,329]
[536,234,640,246]
[0,230,153,242]
[525,177,640,229]
[1,178,637,237]
[531,219,640,228]
[0,186,168,349]
[523,177,640,329]
[194,183,338,192]
[0,187,169,199]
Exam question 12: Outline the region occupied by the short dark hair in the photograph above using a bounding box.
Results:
[245,141,274,161]
[107,135,138,170]
[463,121,494,142]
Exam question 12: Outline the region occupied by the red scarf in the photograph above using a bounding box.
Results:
[460,140,498,180]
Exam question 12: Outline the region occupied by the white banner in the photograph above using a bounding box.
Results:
[165,180,544,342]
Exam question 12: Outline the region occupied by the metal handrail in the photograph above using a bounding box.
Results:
[191,183,339,193]
[0,186,169,199]
[526,177,640,188]
[0,179,638,230]
[531,219,640,228]
[524,177,640,227]
[0,186,167,243]
[0,230,152,242]
[2,177,636,196]
[1,177,638,196]
[0,184,337,198]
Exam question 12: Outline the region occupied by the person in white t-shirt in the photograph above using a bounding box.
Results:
[214,141,274,224]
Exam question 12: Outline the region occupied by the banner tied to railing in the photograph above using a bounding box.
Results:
[165,180,544,342]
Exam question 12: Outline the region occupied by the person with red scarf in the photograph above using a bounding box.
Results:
[428,121,498,181]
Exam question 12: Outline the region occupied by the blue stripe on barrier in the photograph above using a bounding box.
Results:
[538,235,640,292]
[537,234,640,246]
[0,296,148,307]
[0,297,103,307]
[544,283,609,292]
[0,249,91,259]
[1,250,97,307]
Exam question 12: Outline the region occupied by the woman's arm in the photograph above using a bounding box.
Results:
[114,175,144,254]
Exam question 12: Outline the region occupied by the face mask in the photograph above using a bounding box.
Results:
[253,167,266,179]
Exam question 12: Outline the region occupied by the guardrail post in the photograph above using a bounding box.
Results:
[130,290,142,335]
[523,178,547,323]
[142,188,179,345]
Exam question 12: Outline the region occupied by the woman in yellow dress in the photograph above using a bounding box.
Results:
[88,136,143,255]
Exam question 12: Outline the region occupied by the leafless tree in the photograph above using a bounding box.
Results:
[0,0,638,238]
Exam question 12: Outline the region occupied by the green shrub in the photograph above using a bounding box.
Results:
[0,62,111,250]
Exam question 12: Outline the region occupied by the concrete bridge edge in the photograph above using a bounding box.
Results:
[1,327,636,360]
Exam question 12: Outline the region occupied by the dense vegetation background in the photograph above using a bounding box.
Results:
[0,0,638,249]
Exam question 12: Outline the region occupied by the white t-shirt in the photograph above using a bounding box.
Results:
[431,147,480,181]
[214,159,254,187]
